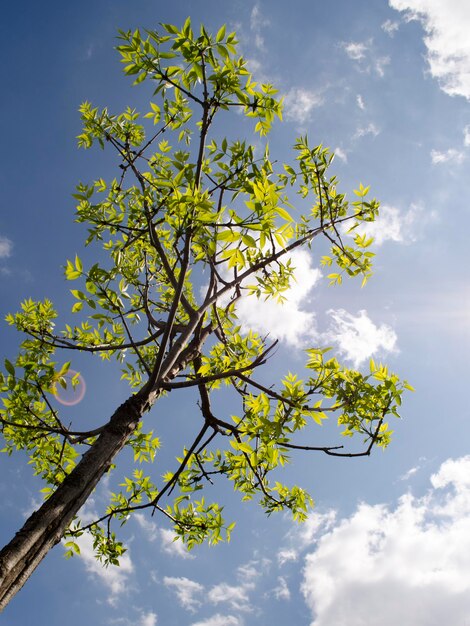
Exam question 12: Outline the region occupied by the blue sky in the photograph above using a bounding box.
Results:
[1,1,470,625]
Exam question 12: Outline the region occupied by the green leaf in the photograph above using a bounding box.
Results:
[4,359,15,377]
[275,207,292,222]
[161,23,179,34]
[65,260,81,280]
[217,229,240,243]
[64,541,81,556]
[237,442,253,455]
[216,25,226,42]
[182,16,192,35]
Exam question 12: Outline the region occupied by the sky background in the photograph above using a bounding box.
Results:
[1,1,470,625]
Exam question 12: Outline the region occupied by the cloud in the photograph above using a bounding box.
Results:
[301,455,470,626]
[140,612,158,626]
[208,582,252,611]
[381,19,400,36]
[353,122,380,139]
[160,528,195,559]
[134,513,158,541]
[390,0,470,100]
[237,558,268,582]
[324,309,398,367]
[234,248,321,347]
[190,615,242,626]
[163,576,204,612]
[356,94,365,110]
[430,148,466,164]
[464,125,470,146]
[245,56,263,76]
[164,576,254,614]
[272,576,291,601]
[83,43,95,60]
[237,562,259,581]
[65,499,134,603]
[283,88,324,124]
[374,55,391,77]
[348,203,431,246]
[280,511,337,559]
[73,533,134,603]
[250,4,270,51]
[164,565,258,616]
[0,235,13,258]
[277,548,298,566]
[333,147,348,163]
[399,458,428,481]
[342,41,390,77]
[276,511,337,571]
[112,612,158,626]
[400,464,420,481]
[343,41,369,61]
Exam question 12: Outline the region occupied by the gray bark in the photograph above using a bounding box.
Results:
[0,394,145,611]
[0,305,209,610]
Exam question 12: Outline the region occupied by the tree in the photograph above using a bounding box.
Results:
[0,19,410,611]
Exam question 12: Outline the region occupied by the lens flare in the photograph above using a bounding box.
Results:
[53,370,86,406]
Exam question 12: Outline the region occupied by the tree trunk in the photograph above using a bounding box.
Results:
[0,314,208,610]
[0,394,144,611]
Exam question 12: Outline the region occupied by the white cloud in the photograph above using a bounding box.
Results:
[399,457,427,481]
[343,41,369,61]
[381,19,400,36]
[83,43,95,61]
[342,42,389,76]
[160,528,194,559]
[208,582,252,611]
[245,57,262,76]
[236,562,258,581]
[134,513,158,541]
[400,465,420,480]
[0,236,12,258]
[333,147,348,163]
[277,511,337,571]
[73,533,134,602]
[464,125,470,146]
[349,203,430,246]
[430,148,466,164]
[390,0,470,99]
[374,55,391,77]
[283,88,323,124]
[356,94,365,110]
[324,309,398,367]
[163,576,204,612]
[250,4,269,51]
[164,563,258,616]
[301,455,470,626]
[65,499,134,603]
[294,510,338,548]
[191,615,242,626]
[236,559,267,582]
[277,548,298,566]
[353,122,380,139]
[234,248,321,347]
[140,611,158,626]
[272,576,291,601]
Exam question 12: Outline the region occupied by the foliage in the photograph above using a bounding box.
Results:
[0,19,411,568]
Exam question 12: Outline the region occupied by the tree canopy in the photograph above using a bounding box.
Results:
[0,18,411,610]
